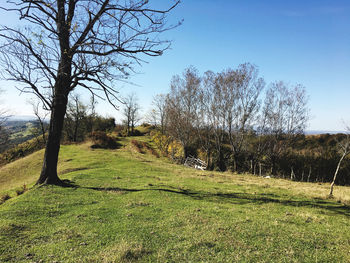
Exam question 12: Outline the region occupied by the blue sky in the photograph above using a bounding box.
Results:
[0,0,350,131]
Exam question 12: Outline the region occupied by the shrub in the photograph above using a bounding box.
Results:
[131,129,143,136]
[0,193,11,204]
[90,131,119,149]
[15,184,28,196]
[93,117,116,132]
[168,140,184,162]
[151,131,172,156]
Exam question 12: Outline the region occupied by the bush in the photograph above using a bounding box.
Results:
[93,117,116,132]
[168,140,184,162]
[131,129,142,136]
[0,193,11,204]
[15,184,28,196]
[151,131,172,156]
[90,131,120,149]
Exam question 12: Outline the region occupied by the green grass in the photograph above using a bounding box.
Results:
[0,137,349,262]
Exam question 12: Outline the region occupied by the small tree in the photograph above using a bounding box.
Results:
[28,99,49,144]
[64,94,88,142]
[122,93,141,136]
[329,129,350,196]
[149,94,168,133]
[86,96,98,134]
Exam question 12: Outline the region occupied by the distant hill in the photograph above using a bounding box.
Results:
[305,130,347,135]
[0,119,43,153]
[6,115,36,121]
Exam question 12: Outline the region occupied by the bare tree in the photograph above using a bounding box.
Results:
[85,95,98,134]
[200,70,230,170]
[149,94,167,133]
[29,99,49,144]
[122,93,141,136]
[329,128,350,196]
[225,63,265,172]
[64,93,88,142]
[0,0,180,184]
[261,81,309,175]
[166,66,201,159]
[195,71,215,167]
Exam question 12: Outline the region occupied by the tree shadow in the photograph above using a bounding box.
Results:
[83,185,350,217]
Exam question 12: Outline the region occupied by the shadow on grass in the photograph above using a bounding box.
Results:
[81,185,350,217]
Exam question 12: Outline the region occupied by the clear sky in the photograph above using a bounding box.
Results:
[0,0,350,131]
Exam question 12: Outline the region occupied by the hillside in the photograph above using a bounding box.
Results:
[0,120,44,153]
[0,137,349,262]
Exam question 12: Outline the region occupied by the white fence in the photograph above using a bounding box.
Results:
[184,156,207,170]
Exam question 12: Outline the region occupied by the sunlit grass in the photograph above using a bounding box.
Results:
[0,137,349,262]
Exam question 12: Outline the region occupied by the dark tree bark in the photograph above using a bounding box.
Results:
[37,93,68,185]
[36,0,72,184]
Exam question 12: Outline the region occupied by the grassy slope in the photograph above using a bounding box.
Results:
[0,137,349,262]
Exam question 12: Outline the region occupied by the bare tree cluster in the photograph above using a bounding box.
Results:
[150,64,310,175]
[0,0,180,184]
[122,93,141,136]
[166,66,201,158]
[63,94,115,142]
[146,94,168,133]
[64,94,88,142]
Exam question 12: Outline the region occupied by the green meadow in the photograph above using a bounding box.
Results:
[0,137,349,262]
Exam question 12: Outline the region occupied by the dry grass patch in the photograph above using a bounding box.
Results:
[126,201,150,208]
[100,240,150,263]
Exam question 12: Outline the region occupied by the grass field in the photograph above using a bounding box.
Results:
[0,137,349,262]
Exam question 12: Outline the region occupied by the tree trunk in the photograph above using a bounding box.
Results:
[290,166,295,181]
[36,94,68,185]
[233,158,237,173]
[329,152,346,196]
[301,170,304,182]
[36,0,72,185]
[259,162,262,176]
[73,118,79,142]
[206,149,211,169]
